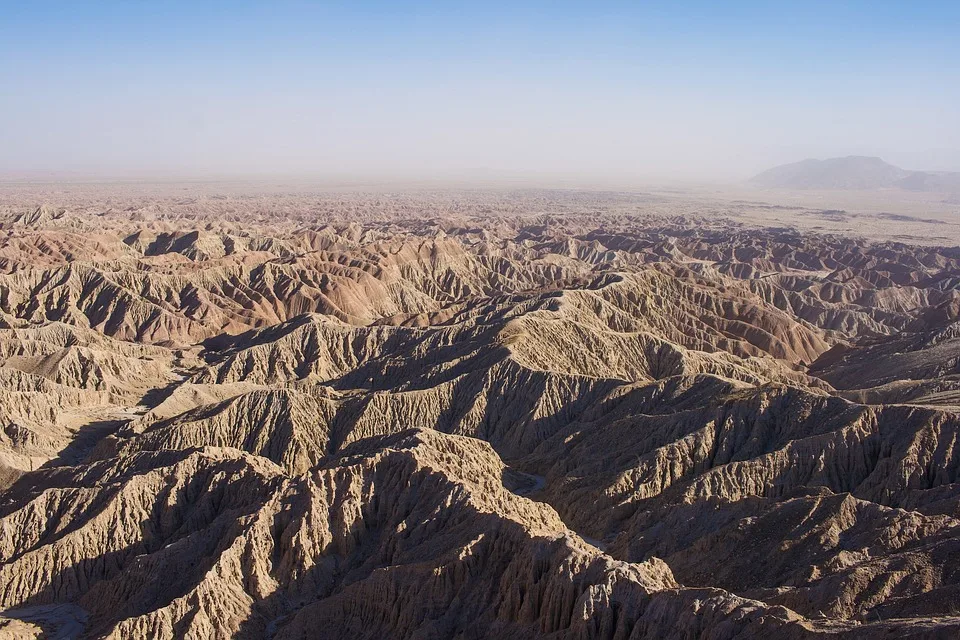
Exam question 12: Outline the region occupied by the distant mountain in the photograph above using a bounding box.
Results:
[750,156,960,192]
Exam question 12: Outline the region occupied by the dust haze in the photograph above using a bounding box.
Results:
[4,88,957,182]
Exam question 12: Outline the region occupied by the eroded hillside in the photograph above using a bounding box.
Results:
[0,188,958,638]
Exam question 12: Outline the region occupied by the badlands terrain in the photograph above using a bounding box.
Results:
[0,182,958,638]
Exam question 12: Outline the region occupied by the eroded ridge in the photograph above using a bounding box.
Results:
[0,189,958,638]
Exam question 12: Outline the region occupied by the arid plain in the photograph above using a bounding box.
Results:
[0,182,958,638]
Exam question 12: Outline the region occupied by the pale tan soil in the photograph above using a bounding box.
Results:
[0,183,957,638]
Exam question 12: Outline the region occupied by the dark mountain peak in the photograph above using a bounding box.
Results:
[749,156,907,190]
[750,156,960,192]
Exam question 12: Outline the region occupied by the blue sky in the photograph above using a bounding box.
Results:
[1,1,958,179]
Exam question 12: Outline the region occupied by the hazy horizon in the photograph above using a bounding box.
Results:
[3,1,958,181]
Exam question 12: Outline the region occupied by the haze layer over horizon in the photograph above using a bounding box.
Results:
[2,1,958,181]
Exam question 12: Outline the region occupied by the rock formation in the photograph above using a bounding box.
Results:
[0,187,957,638]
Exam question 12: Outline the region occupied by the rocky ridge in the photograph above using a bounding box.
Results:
[0,190,958,638]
